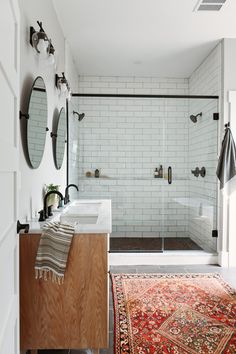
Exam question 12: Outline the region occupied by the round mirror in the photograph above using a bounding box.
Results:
[52,107,67,169]
[26,77,48,168]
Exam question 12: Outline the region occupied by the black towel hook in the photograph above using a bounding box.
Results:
[225,122,230,128]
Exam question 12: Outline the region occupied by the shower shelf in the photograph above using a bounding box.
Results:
[80,176,189,181]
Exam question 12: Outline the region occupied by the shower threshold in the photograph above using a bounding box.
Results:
[110,237,203,253]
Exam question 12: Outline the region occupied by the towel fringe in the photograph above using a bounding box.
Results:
[35,268,64,284]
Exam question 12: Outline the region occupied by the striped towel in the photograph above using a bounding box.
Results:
[35,221,74,284]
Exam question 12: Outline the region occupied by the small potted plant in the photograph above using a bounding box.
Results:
[45,183,60,210]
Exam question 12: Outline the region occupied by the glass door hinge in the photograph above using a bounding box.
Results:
[213,113,219,120]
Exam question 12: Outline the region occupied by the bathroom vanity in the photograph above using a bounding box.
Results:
[20,200,111,353]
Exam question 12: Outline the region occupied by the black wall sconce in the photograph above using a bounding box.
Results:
[30,21,55,64]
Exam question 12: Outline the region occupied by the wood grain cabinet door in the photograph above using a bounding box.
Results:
[20,233,109,350]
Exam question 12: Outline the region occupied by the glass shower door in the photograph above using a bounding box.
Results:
[162,98,218,253]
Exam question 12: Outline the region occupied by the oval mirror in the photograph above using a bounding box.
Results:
[25,77,48,168]
[52,107,67,169]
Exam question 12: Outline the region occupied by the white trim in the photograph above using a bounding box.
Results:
[228,91,236,103]
[110,252,218,266]
[0,295,17,353]
[218,251,229,267]
[227,90,236,268]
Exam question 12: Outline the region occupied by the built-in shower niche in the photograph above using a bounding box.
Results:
[71,96,218,254]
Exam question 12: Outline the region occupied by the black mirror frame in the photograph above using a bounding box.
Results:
[51,107,67,170]
[20,76,48,169]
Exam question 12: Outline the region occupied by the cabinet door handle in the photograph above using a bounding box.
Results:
[17,220,29,233]
[168,166,172,184]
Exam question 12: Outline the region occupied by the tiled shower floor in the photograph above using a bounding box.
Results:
[110,236,202,252]
[37,265,236,354]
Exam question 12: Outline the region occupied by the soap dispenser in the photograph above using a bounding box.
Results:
[159,165,163,178]
[95,169,100,178]
[154,168,159,178]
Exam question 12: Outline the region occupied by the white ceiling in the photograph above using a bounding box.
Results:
[53,0,236,78]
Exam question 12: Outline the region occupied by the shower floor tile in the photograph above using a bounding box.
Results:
[110,237,202,252]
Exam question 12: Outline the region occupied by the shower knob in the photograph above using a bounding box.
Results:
[191,167,200,177]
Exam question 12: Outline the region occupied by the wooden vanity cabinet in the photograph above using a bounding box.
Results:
[20,233,109,351]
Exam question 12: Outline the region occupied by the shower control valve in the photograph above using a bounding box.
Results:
[191,167,200,177]
[191,167,206,178]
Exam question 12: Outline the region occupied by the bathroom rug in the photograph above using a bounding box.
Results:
[111,273,236,353]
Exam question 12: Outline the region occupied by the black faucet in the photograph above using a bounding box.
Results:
[64,184,79,205]
[43,191,64,219]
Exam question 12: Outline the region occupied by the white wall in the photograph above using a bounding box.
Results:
[66,41,80,200]
[18,0,78,221]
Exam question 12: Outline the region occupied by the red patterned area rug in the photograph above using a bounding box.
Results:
[111,273,236,354]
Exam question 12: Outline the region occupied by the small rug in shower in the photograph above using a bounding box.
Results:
[111,273,236,354]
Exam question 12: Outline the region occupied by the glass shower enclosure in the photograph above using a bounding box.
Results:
[69,95,219,254]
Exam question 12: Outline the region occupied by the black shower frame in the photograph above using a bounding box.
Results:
[72,93,218,99]
[66,92,219,185]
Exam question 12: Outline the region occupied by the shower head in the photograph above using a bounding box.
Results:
[189,112,202,123]
[190,115,198,123]
[73,111,85,121]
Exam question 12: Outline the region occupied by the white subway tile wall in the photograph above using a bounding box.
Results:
[74,77,190,239]
[188,44,221,252]
[69,46,220,251]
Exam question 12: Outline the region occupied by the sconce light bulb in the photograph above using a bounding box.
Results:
[59,82,68,93]
[47,53,55,66]
[37,38,49,57]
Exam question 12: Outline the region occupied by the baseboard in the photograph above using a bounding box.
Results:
[110,252,219,266]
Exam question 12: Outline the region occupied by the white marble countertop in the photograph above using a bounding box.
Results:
[22,199,112,234]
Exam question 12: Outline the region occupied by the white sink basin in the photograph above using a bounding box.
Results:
[59,199,112,233]
[60,213,98,225]
[66,203,101,215]
[76,216,98,224]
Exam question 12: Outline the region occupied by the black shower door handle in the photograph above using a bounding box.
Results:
[168,166,172,184]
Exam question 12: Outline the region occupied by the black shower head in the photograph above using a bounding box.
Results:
[190,112,202,123]
[78,113,85,121]
[73,111,85,121]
